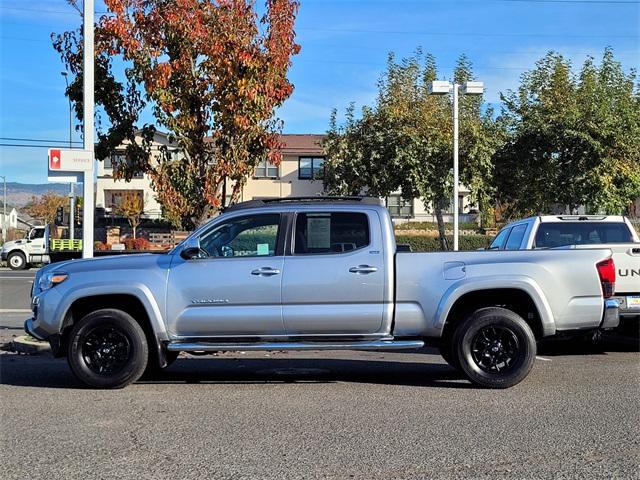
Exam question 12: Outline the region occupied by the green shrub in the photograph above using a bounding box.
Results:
[394,221,480,232]
[395,234,490,252]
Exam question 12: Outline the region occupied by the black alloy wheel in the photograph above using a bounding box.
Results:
[81,325,132,375]
[470,325,520,374]
[67,309,148,389]
[453,307,536,389]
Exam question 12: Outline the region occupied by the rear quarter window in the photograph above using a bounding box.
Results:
[535,222,633,248]
[489,228,511,250]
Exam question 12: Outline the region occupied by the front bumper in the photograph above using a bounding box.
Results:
[600,299,620,330]
[1,251,7,261]
[24,317,46,341]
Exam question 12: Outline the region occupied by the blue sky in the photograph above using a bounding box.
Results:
[1,0,638,184]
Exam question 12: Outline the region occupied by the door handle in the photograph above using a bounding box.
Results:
[349,265,378,274]
[251,267,281,276]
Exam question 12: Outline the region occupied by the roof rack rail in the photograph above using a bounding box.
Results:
[224,196,383,212]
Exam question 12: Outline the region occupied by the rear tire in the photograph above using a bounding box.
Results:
[7,252,27,270]
[453,307,536,389]
[67,309,148,389]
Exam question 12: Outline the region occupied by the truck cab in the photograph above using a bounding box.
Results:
[1,225,48,270]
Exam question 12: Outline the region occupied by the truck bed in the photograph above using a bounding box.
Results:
[393,248,613,337]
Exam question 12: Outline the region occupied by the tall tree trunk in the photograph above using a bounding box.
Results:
[434,197,449,251]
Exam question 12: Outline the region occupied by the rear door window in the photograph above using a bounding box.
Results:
[294,212,370,254]
[535,222,633,248]
[505,224,528,250]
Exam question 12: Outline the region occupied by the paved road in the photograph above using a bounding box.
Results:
[0,269,36,340]
[1,339,639,480]
[1,269,639,479]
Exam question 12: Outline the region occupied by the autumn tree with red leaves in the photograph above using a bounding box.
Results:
[53,0,300,228]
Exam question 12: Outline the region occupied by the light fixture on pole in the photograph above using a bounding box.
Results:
[427,80,484,251]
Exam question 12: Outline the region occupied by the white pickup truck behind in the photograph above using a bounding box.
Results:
[489,215,640,325]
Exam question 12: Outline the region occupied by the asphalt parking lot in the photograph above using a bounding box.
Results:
[1,267,639,479]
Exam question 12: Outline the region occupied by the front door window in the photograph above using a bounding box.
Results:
[199,214,280,257]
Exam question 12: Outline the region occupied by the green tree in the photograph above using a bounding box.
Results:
[494,49,640,217]
[324,51,500,249]
[116,191,144,239]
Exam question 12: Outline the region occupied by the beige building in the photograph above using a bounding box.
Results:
[96,132,476,223]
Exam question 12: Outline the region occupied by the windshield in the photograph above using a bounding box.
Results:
[535,222,633,248]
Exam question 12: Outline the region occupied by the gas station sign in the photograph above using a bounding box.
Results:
[48,148,94,182]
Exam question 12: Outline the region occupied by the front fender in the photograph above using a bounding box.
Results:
[434,275,556,337]
[56,283,169,341]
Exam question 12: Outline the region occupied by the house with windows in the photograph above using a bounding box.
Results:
[95,131,476,223]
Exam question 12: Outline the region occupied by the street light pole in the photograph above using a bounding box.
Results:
[62,71,75,241]
[428,80,484,251]
[452,84,460,252]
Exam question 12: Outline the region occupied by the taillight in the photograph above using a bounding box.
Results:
[596,258,616,298]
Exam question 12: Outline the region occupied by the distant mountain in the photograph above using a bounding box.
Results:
[2,182,73,208]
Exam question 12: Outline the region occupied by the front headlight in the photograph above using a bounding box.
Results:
[38,272,68,291]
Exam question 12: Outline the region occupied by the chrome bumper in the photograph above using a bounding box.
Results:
[600,299,620,330]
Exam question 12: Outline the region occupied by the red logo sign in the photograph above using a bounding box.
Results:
[49,149,61,170]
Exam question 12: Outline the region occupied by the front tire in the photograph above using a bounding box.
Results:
[453,307,536,389]
[7,251,27,270]
[67,309,148,389]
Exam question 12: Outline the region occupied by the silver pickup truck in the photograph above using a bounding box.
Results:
[26,198,619,390]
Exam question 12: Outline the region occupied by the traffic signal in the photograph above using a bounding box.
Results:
[75,202,82,227]
[55,206,64,226]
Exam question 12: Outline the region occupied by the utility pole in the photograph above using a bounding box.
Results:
[82,0,95,258]
[0,175,6,242]
[62,71,75,241]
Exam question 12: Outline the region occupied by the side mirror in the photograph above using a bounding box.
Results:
[180,236,204,260]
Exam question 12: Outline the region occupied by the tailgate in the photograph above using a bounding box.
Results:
[612,245,640,294]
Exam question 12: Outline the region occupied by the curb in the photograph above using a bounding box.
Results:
[3,335,51,355]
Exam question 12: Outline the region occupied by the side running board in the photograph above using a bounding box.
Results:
[166,339,424,352]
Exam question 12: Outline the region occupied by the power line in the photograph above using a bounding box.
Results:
[300,27,638,39]
[497,0,638,3]
[0,137,82,144]
[0,144,82,149]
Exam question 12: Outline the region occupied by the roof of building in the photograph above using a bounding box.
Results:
[161,131,325,154]
[277,134,325,154]
[13,209,43,227]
